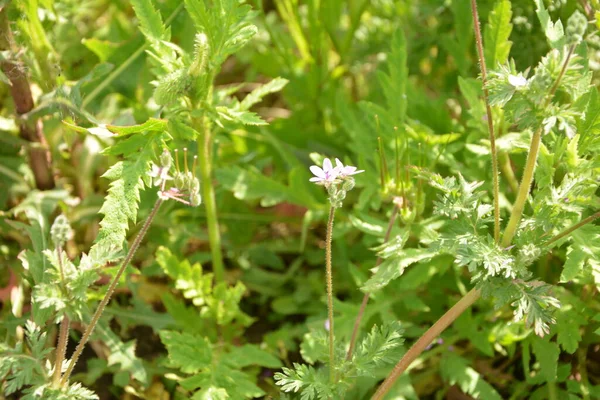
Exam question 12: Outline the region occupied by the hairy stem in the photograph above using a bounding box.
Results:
[345,205,399,361]
[0,8,55,190]
[470,0,500,243]
[502,45,575,247]
[371,288,481,400]
[60,198,163,385]
[52,315,70,387]
[546,210,600,246]
[325,205,336,383]
[197,118,225,283]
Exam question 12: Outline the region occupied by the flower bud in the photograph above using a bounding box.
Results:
[566,11,587,45]
[189,33,209,77]
[154,69,191,106]
[160,150,172,170]
[50,215,73,246]
[190,192,202,207]
[174,171,186,189]
[342,178,355,191]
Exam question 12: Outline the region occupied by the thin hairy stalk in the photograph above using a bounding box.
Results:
[502,44,576,247]
[371,288,481,400]
[546,210,600,246]
[0,9,55,190]
[345,205,399,361]
[60,198,163,385]
[197,119,225,283]
[325,205,336,383]
[82,3,184,108]
[470,0,500,242]
[52,315,70,387]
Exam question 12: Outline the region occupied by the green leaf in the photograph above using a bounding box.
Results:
[484,0,513,69]
[224,344,282,369]
[192,387,229,400]
[168,118,199,141]
[534,0,565,48]
[554,304,587,354]
[240,77,289,110]
[531,336,559,382]
[130,0,168,42]
[440,353,502,400]
[156,246,212,306]
[96,325,148,385]
[160,331,212,374]
[106,118,168,137]
[378,28,407,126]
[362,248,439,292]
[352,321,404,377]
[91,131,165,256]
[275,363,333,400]
[579,88,600,153]
[560,246,586,282]
[216,107,267,126]
[216,166,317,208]
[182,364,265,399]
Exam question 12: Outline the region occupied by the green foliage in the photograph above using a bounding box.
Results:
[92,130,167,256]
[484,0,513,69]
[277,321,404,398]
[3,0,600,399]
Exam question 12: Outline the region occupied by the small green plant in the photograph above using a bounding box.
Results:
[2,0,600,399]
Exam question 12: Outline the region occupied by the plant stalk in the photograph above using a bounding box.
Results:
[371,288,481,400]
[60,198,163,385]
[197,119,225,283]
[470,0,500,243]
[52,315,70,387]
[546,210,600,246]
[325,205,336,383]
[502,44,575,247]
[0,8,55,190]
[346,205,399,361]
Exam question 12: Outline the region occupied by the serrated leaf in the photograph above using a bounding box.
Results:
[353,321,404,377]
[160,331,212,374]
[240,77,289,110]
[91,131,165,255]
[362,247,438,292]
[379,28,407,126]
[156,246,212,305]
[131,0,168,42]
[106,118,168,137]
[484,0,513,68]
[440,353,502,400]
[534,0,565,48]
[224,344,282,369]
[216,107,267,126]
[531,336,559,382]
[560,246,586,282]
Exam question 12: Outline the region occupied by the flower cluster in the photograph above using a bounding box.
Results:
[309,158,364,207]
[148,148,202,207]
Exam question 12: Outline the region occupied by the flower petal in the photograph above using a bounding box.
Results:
[309,177,322,182]
[335,158,344,169]
[309,165,325,178]
[323,158,333,172]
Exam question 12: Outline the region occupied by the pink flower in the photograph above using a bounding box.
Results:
[309,158,340,185]
[335,158,364,177]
